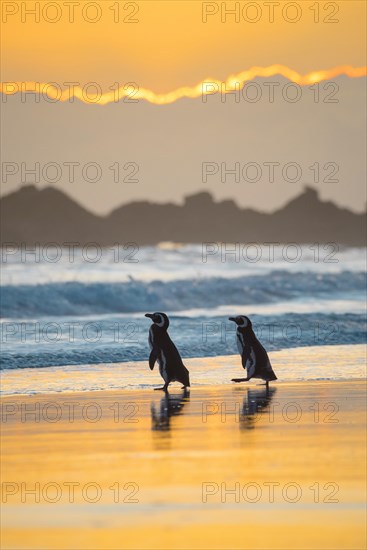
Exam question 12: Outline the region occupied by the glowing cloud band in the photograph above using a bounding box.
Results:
[1,65,365,105]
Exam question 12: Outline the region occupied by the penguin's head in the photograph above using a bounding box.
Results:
[228,315,252,329]
[145,312,169,329]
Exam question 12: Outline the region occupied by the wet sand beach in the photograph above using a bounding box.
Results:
[1,376,366,549]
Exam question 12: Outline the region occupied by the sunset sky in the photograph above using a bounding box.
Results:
[1,1,366,212]
[2,0,366,92]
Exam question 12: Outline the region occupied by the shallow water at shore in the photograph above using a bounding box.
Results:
[1,380,366,549]
[1,344,366,396]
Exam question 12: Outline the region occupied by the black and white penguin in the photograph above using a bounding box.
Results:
[144,312,190,391]
[228,315,277,388]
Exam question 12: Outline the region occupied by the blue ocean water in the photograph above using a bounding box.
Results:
[1,245,366,370]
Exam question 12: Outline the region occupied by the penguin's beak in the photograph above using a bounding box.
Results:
[228,317,236,322]
[145,313,154,319]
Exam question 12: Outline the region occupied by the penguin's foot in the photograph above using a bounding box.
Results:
[154,385,169,392]
[231,378,250,383]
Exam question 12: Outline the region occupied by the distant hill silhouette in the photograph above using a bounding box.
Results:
[1,185,366,246]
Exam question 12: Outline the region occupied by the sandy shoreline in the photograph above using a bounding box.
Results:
[1,379,366,549]
[1,344,366,396]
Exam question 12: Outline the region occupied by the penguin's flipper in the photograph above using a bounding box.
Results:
[241,343,255,374]
[149,348,159,370]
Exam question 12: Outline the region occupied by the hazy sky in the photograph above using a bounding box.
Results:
[2,75,366,213]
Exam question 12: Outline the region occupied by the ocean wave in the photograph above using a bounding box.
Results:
[1,312,365,370]
[0,270,366,319]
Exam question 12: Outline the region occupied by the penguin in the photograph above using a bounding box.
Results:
[144,312,190,391]
[228,315,277,388]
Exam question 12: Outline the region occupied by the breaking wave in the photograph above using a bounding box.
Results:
[1,270,365,318]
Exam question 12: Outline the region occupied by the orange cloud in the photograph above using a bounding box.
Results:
[1,65,366,106]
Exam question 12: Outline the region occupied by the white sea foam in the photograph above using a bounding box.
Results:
[1,245,366,286]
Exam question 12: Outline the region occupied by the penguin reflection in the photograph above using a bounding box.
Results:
[151,388,189,431]
[239,386,277,430]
